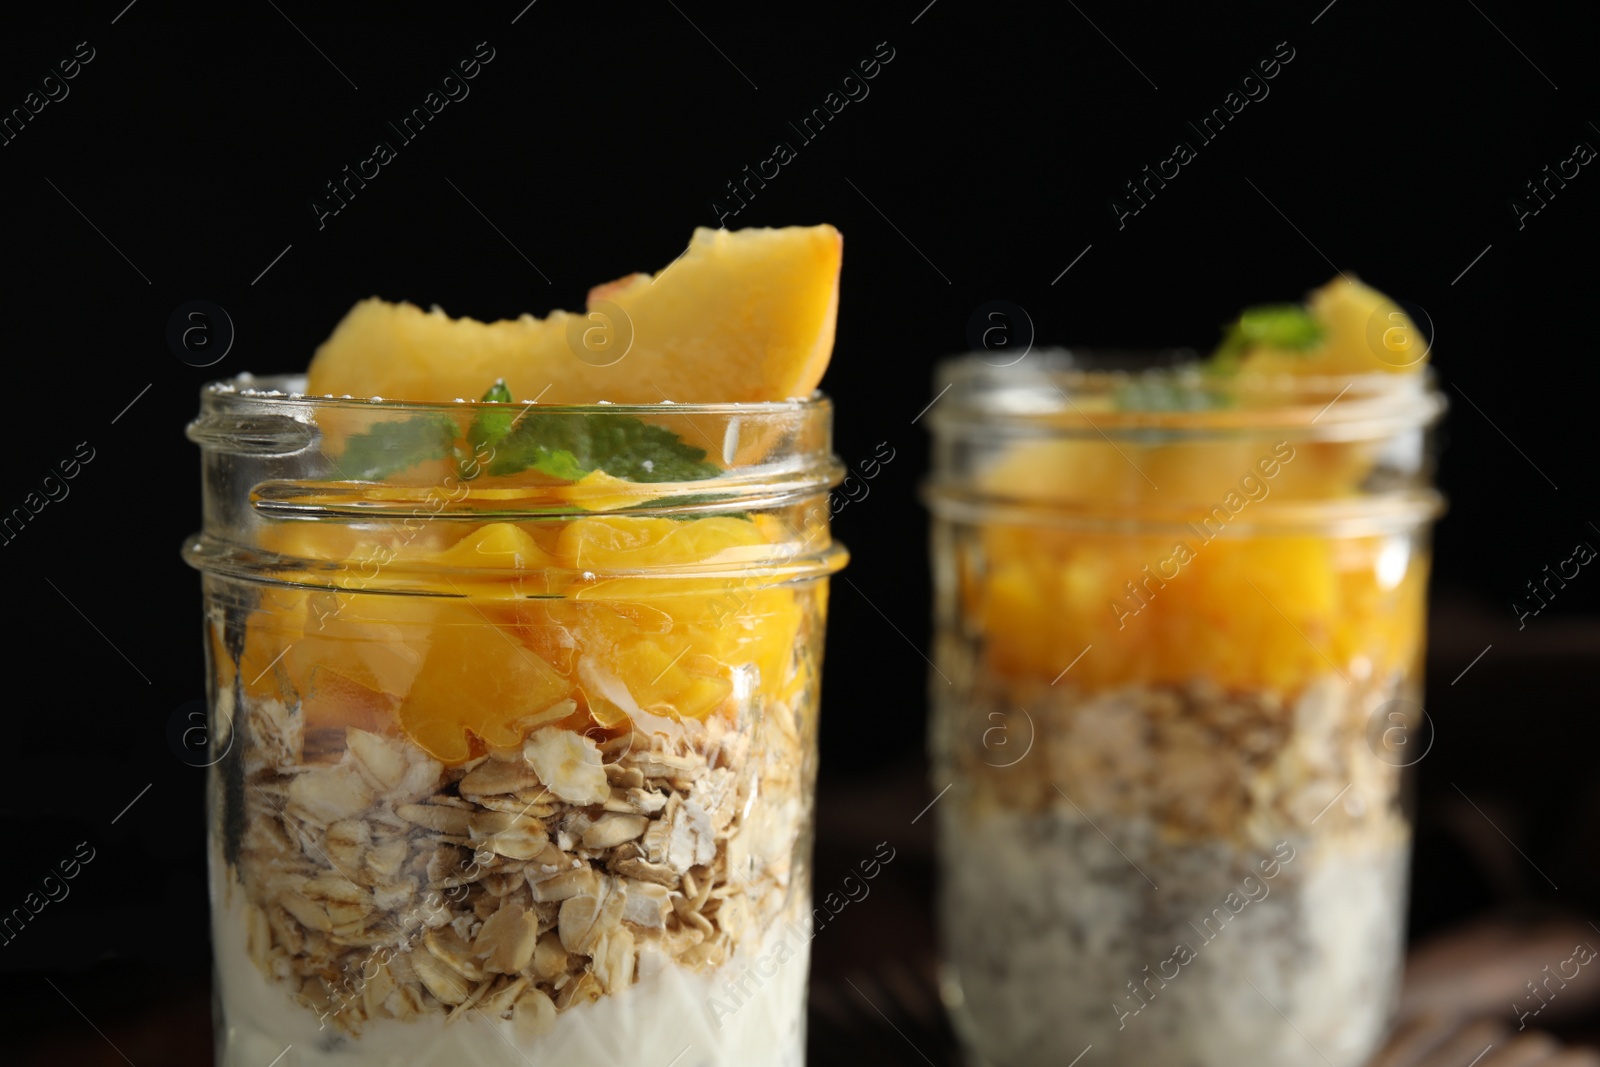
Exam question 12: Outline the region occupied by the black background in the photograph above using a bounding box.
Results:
[3,0,1598,1060]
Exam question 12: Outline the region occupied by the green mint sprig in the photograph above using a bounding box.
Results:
[465,378,516,456]
[335,381,722,487]
[337,414,459,480]
[1209,303,1324,374]
[486,410,720,482]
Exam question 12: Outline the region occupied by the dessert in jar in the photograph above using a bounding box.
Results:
[186,226,849,1066]
[924,279,1446,1067]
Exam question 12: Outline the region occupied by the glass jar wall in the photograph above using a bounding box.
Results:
[924,355,1445,1067]
[186,376,846,1067]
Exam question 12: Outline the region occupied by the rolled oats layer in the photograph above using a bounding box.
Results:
[940,671,1412,845]
[933,672,1414,1067]
[213,679,811,1062]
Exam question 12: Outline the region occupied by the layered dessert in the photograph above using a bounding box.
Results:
[191,226,848,1065]
[927,279,1445,1066]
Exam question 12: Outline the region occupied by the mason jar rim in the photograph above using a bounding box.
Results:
[201,373,832,417]
[927,350,1446,438]
[184,373,848,593]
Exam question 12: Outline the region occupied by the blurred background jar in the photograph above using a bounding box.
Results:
[924,353,1445,1067]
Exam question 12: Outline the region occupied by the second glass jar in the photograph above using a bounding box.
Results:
[924,355,1445,1067]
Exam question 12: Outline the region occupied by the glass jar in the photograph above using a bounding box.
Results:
[923,354,1445,1067]
[185,375,846,1067]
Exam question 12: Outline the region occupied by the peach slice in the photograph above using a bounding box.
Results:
[397,604,575,763]
[305,225,843,405]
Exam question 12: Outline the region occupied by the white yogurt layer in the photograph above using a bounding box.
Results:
[938,803,1409,1067]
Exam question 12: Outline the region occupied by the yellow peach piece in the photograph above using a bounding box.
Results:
[305,226,843,405]
[398,605,575,763]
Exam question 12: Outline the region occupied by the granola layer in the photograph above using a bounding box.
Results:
[934,659,1414,847]
[932,672,1412,1067]
[214,674,810,1045]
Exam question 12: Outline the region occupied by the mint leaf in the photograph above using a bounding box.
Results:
[333,381,722,491]
[467,379,517,456]
[534,448,588,481]
[337,415,458,480]
[1211,303,1324,372]
[488,411,720,483]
